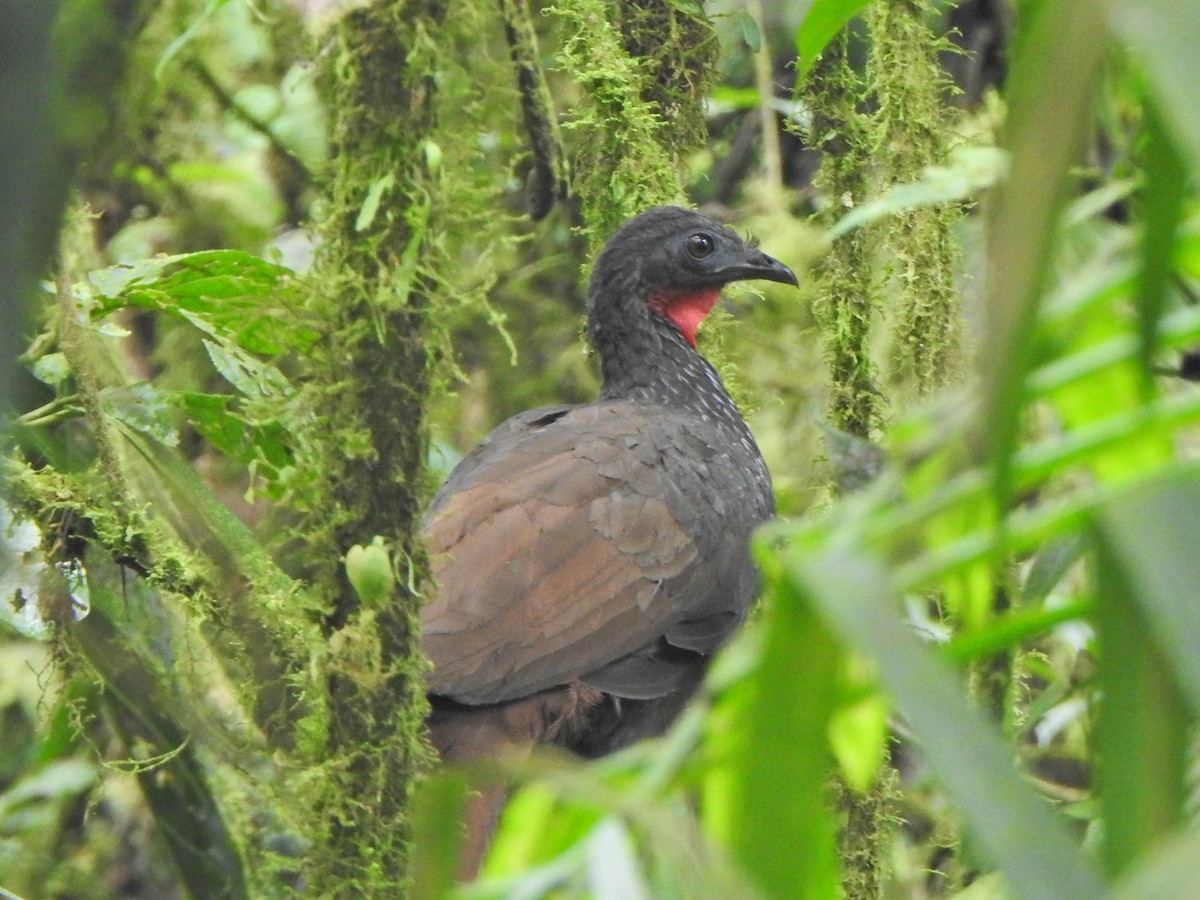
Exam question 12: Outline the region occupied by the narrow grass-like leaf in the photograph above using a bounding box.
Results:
[895,458,1200,591]
[1092,481,1194,876]
[1110,831,1200,900]
[412,772,470,900]
[1093,476,1200,715]
[704,546,841,899]
[777,542,1105,900]
[1022,535,1085,605]
[943,599,1091,666]
[977,0,1108,513]
[1110,2,1200,172]
[867,386,1200,564]
[1133,106,1188,388]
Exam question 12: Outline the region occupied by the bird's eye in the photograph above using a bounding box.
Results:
[686,232,716,259]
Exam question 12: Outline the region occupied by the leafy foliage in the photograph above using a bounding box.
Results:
[2,0,1200,898]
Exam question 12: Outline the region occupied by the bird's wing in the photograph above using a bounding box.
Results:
[422,402,752,705]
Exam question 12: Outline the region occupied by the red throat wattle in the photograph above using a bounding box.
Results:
[648,288,722,348]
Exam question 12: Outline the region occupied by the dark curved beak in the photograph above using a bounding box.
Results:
[717,248,799,288]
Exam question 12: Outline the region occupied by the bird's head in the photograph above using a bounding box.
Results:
[588,206,798,349]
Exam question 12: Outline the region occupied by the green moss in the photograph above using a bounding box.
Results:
[802,10,970,896]
[286,1,468,890]
[551,0,715,248]
[834,766,900,900]
[868,0,964,396]
[803,32,881,440]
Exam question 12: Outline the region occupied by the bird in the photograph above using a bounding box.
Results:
[422,206,797,765]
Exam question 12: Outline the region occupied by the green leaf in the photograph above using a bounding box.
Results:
[828,689,888,793]
[98,383,179,446]
[411,772,470,900]
[484,783,600,877]
[1109,2,1200,172]
[356,172,395,232]
[1134,104,1188,389]
[794,0,871,82]
[708,84,763,112]
[68,595,249,899]
[1092,478,1196,876]
[200,338,291,400]
[176,391,242,456]
[29,352,70,387]
[173,391,293,479]
[977,0,1109,519]
[735,9,762,53]
[155,0,230,78]
[828,147,1008,240]
[1111,831,1200,900]
[90,249,314,356]
[0,759,95,818]
[1022,535,1085,606]
[705,544,842,899]
[772,536,1106,900]
[943,599,1091,666]
[1093,475,1200,716]
[112,421,314,611]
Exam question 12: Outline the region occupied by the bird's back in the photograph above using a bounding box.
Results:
[422,397,771,723]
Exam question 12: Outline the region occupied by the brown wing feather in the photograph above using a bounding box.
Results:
[422,404,707,705]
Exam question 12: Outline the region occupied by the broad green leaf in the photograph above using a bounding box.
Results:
[29,352,70,387]
[176,392,244,457]
[793,0,871,82]
[99,383,179,447]
[89,249,314,356]
[174,391,293,485]
[200,338,292,400]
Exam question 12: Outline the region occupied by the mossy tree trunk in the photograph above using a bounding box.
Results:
[290,2,453,892]
[802,4,968,896]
